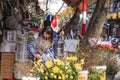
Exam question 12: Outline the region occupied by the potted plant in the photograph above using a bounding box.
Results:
[88,68,103,80]
[106,56,120,80]
[78,70,89,80]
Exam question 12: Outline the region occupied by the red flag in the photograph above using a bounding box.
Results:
[51,15,57,28]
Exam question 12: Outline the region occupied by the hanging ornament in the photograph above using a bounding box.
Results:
[51,15,57,28]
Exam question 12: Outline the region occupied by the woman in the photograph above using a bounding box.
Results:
[28,25,54,62]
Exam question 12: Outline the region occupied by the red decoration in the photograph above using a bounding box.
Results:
[30,28,40,32]
[51,15,57,28]
[82,24,86,36]
[83,0,87,11]
[7,78,16,80]
[82,0,87,36]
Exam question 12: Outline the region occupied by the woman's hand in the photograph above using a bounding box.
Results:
[34,54,41,61]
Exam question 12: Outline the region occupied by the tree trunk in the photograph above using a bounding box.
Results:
[62,0,113,41]
[85,0,114,40]
[60,11,81,36]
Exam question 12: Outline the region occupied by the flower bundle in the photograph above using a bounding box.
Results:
[97,44,115,51]
[31,56,84,80]
[97,44,116,54]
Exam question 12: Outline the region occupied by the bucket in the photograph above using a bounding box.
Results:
[92,66,107,80]
[56,41,64,48]
[55,41,64,56]
[78,70,89,80]
[55,48,64,56]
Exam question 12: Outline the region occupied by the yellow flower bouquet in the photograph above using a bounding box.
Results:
[31,56,84,80]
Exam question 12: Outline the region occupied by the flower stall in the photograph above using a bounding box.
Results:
[0,0,120,80]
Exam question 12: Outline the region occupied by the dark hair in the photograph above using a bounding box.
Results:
[40,25,54,43]
[44,20,51,27]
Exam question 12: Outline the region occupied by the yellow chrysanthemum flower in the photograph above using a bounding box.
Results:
[58,75,62,79]
[50,73,54,78]
[34,63,37,67]
[36,68,40,72]
[57,61,63,66]
[52,66,60,73]
[67,69,72,73]
[54,75,57,79]
[46,61,53,68]
[45,76,48,80]
[70,76,73,79]
[36,59,42,64]
[46,72,48,75]
[67,56,77,61]
[75,63,82,71]
[40,69,44,73]
[81,59,84,65]
[60,70,63,74]
[41,64,44,67]
[65,74,69,78]
[53,59,57,63]
[62,74,65,79]
[66,62,69,66]
[65,66,68,70]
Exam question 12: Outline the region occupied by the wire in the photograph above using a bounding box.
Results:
[55,2,64,15]
[46,0,49,11]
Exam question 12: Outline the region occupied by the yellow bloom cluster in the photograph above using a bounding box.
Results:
[46,61,53,68]
[75,63,82,71]
[31,56,84,80]
[57,7,74,19]
[66,56,77,61]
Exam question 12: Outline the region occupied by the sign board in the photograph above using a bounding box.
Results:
[64,39,79,52]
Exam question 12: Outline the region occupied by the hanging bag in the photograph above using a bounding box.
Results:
[5,1,18,29]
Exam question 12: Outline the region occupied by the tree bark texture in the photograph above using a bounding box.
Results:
[85,0,114,39]
[60,11,81,36]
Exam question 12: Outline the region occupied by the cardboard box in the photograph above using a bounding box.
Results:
[0,52,15,60]
[0,60,14,66]
[0,73,13,78]
[0,66,13,73]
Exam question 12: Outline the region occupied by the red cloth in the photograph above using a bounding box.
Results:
[7,78,15,80]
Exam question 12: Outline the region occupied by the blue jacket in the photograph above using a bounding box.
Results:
[28,37,54,62]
